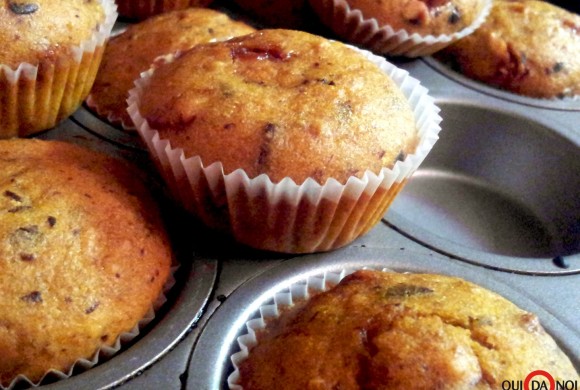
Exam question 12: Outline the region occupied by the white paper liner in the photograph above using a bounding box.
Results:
[86,93,136,130]
[0,0,117,137]
[309,0,492,57]
[1,264,178,390]
[227,267,390,389]
[128,45,442,253]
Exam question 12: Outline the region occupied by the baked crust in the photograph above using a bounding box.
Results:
[437,0,580,98]
[344,0,488,36]
[0,0,104,67]
[137,29,418,184]
[0,139,172,386]
[239,270,579,389]
[88,8,255,127]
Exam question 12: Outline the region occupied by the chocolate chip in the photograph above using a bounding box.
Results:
[21,291,42,303]
[264,123,276,136]
[552,62,564,73]
[47,216,57,227]
[316,78,335,86]
[223,123,235,130]
[8,2,39,15]
[408,17,422,26]
[19,253,35,262]
[85,301,100,314]
[448,7,461,24]
[3,190,22,202]
[8,205,31,213]
[395,150,407,163]
[17,225,38,235]
[385,284,434,298]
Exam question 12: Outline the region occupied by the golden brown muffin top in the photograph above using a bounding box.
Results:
[137,29,417,185]
[437,0,580,98]
[0,0,105,68]
[0,139,172,386]
[346,0,488,36]
[239,270,579,389]
[88,8,255,128]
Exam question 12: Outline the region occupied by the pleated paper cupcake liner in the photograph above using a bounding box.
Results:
[0,0,117,138]
[308,0,492,57]
[128,45,442,253]
[227,267,378,389]
[1,265,178,390]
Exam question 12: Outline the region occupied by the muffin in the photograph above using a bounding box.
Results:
[116,0,213,20]
[308,0,492,56]
[436,0,580,98]
[128,29,442,253]
[233,269,579,389]
[231,0,318,29]
[0,0,117,138]
[87,8,255,129]
[0,139,173,387]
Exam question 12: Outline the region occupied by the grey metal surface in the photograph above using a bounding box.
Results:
[384,58,580,275]
[186,246,580,390]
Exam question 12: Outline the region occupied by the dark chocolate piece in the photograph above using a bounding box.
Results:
[8,2,39,15]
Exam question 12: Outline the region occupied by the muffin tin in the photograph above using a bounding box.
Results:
[14,1,580,388]
[187,247,580,389]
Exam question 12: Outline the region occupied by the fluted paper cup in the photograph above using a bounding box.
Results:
[308,0,492,57]
[128,46,442,253]
[0,0,117,138]
[1,265,177,390]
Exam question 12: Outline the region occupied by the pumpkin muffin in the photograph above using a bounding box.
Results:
[116,0,214,20]
[343,0,489,36]
[436,0,580,98]
[128,29,442,253]
[0,0,117,138]
[236,270,579,389]
[0,139,172,387]
[308,0,491,56]
[133,29,418,184]
[87,8,255,129]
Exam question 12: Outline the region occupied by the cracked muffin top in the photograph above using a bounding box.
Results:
[0,0,105,68]
[436,0,580,98]
[0,139,172,386]
[135,29,417,185]
[238,269,579,389]
[342,0,489,36]
[87,8,255,128]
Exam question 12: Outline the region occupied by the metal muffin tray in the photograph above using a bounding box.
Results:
[21,3,580,389]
